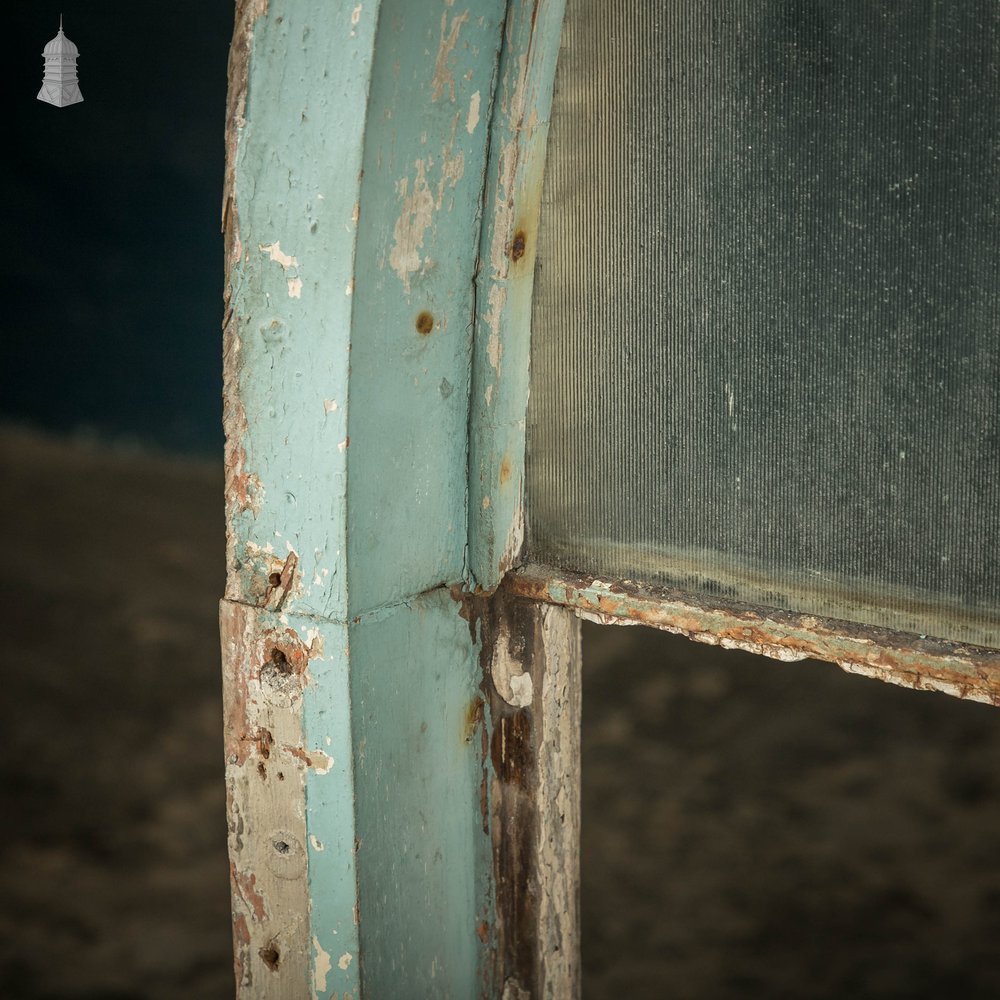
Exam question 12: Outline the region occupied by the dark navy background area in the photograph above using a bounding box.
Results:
[3,3,234,454]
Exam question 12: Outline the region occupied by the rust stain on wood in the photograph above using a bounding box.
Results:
[464,696,485,743]
[232,913,251,989]
[509,229,527,262]
[512,566,1000,706]
[477,585,542,995]
[231,862,268,922]
[282,745,313,767]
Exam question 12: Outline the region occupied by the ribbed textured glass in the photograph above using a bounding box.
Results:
[527,1,1000,646]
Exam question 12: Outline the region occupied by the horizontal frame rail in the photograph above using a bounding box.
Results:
[512,564,1000,706]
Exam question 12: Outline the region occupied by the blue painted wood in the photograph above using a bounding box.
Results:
[349,589,494,996]
[468,0,568,591]
[224,0,378,622]
[223,3,381,994]
[301,618,363,998]
[223,1,556,996]
[346,0,507,615]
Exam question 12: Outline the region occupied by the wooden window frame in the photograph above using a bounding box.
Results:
[220,2,998,997]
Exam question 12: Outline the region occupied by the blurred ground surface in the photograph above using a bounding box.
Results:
[3,427,1000,998]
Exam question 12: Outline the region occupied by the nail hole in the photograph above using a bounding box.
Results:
[268,572,282,587]
[415,311,434,335]
[274,839,291,855]
[271,649,292,674]
[259,944,280,971]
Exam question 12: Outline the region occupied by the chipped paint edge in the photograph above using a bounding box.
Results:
[512,564,1000,705]
[534,603,581,998]
[468,0,567,590]
[221,599,320,996]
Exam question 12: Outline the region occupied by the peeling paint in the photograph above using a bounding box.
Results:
[432,9,470,102]
[484,284,506,365]
[468,0,566,592]
[387,119,467,292]
[260,241,299,270]
[512,566,1000,706]
[475,585,582,997]
[231,863,268,922]
[221,0,270,272]
[467,89,481,133]
[221,601,316,992]
[224,1,542,994]
[313,935,332,995]
[436,122,466,208]
[283,744,334,774]
[498,502,524,580]
[508,670,533,708]
[388,160,434,292]
[486,331,502,372]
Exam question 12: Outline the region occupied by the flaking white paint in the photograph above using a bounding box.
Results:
[431,10,470,102]
[260,241,298,269]
[508,670,533,708]
[466,89,481,133]
[313,936,333,995]
[388,160,434,292]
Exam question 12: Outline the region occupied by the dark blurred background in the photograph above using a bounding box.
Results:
[2,2,231,454]
[3,4,1000,1000]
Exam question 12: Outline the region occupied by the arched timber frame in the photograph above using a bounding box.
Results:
[221,1,1000,997]
[221,2,577,997]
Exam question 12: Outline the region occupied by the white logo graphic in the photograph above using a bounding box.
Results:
[38,16,83,108]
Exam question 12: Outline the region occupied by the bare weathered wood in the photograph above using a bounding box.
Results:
[470,588,581,998]
[221,600,351,997]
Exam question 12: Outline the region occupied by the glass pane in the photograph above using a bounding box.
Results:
[527,1,1000,646]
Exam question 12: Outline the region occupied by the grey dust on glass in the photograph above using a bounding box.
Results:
[38,16,84,108]
[526,1,999,646]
